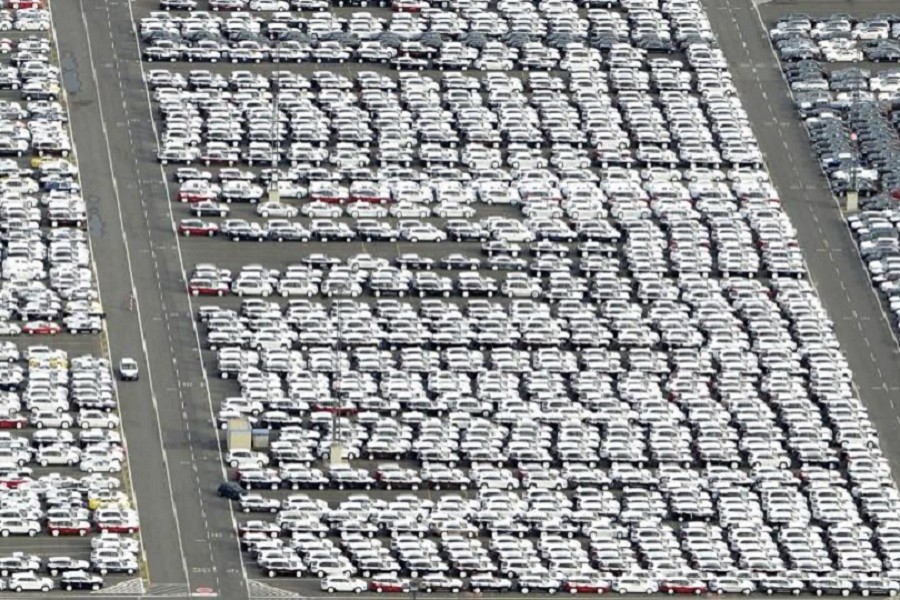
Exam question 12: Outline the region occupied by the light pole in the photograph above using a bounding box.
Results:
[329,307,346,467]
[846,58,860,212]
[268,40,281,204]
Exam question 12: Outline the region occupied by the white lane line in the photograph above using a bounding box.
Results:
[72,0,191,587]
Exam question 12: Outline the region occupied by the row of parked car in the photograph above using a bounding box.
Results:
[144,0,716,66]
[770,13,900,63]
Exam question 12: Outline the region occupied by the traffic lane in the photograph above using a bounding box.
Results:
[701,0,900,478]
[51,0,199,588]
[84,0,250,594]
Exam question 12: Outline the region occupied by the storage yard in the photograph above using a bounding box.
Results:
[3,0,898,597]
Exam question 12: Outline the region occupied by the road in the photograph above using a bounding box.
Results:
[699,0,900,478]
[49,0,248,596]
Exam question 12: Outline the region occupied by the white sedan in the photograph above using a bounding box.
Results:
[256,202,298,218]
[321,577,365,593]
[346,202,388,218]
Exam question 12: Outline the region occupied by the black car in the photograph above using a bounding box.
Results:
[757,578,805,595]
[807,578,855,596]
[440,255,481,270]
[268,226,310,242]
[217,482,244,500]
[356,222,399,242]
[395,254,434,270]
[60,571,104,592]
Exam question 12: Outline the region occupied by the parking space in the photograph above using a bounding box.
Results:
[119,0,900,596]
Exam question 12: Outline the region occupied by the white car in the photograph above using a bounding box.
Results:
[78,410,119,430]
[256,202,298,218]
[226,449,269,468]
[7,572,52,592]
[613,578,658,594]
[249,0,288,8]
[321,576,366,593]
[0,518,40,537]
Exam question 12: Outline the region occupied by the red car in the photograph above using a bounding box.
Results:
[97,522,139,534]
[48,520,91,536]
[311,403,357,416]
[178,219,219,237]
[22,321,61,335]
[0,416,25,429]
[5,0,42,7]
[660,580,708,595]
[0,472,30,489]
[188,280,228,296]
[562,579,612,594]
[369,577,410,593]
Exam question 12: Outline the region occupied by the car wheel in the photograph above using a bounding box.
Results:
[355,589,363,594]
[41,586,49,592]
[1,530,8,537]
[328,588,335,593]
[65,585,73,591]
[14,587,21,593]
[521,589,529,594]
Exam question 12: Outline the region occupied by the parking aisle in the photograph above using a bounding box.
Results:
[698,0,900,480]
[48,0,248,595]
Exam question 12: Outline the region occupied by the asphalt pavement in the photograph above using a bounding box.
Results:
[49,0,248,597]
[699,0,900,481]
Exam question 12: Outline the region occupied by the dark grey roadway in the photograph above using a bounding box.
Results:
[700,0,900,478]
[49,0,248,597]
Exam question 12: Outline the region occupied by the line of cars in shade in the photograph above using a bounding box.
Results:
[768,17,900,334]
[143,0,900,594]
[787,65,900,198]
[770,13,900,63]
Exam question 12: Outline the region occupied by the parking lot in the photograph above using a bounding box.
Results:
[15,0,900,596]
[76,0,899,595]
